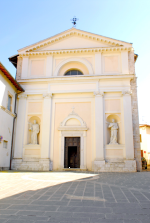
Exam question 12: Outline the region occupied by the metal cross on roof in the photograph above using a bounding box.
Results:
[71,16,79,27]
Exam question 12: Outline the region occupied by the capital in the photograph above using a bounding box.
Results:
[43,93,52,98]
[18,94,27,99]
[93,91,104,97]
[122,90,132,96]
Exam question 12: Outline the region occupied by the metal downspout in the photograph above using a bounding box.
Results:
[10,92,21,170]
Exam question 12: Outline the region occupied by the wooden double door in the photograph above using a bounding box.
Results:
[64,137,80,168]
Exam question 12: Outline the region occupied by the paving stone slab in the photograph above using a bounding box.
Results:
[0,171,150,223]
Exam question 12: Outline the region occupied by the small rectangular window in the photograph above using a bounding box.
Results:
[7,95,12,111]
[140,134,142,142]
[3,140,8,149]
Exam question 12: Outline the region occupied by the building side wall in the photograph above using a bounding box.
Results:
[128,51,135,74]
[131,77,141,171]
[140,127,150,164]
[16,57,22,80]
[0,109,13,169]
[0,70,17,169]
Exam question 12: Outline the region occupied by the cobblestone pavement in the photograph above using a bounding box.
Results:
[0,171,150,223]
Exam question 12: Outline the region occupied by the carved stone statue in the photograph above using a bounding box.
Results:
[108,119,118,144]
[29,120,40,144]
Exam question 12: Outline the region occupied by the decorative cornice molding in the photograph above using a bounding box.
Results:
[93,91,104,97]
[0,106,16,117]
[54,57,93,76]
[43,93,53,98]
[18,94,27,99]
[122,90,132,96]
[20,30,129,53]
[58,108,88,131]
[19,46,132,57]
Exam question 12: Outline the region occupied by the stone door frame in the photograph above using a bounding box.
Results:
[59,130,87,169]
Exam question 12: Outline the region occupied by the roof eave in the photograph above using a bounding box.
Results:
[0,62,24,92]
[8,54,18,68]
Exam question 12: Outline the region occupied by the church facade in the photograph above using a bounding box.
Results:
[9,28,141,172]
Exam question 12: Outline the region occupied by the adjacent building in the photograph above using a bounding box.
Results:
[140,124,150,165]
[9,28,141,172]
[0,62,24,170]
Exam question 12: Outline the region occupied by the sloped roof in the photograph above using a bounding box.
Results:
[139,124,150,128]
[18,28,132,54]
[0,62,24,92]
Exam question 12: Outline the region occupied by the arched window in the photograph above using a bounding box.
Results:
[64,69,83,76]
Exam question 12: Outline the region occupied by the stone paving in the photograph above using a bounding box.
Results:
[0,171,150,223]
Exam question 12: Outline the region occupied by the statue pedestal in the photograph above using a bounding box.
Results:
[106,144,125,150]
[23,144,41,160]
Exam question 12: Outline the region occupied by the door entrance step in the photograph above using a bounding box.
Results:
[62,168,88,172]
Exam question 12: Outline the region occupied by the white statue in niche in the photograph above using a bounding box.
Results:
[29,120,40,144]
[108,119,118,144]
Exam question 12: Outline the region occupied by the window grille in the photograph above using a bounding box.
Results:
[65,70,83,76]
[7,95,12,111]
[3,141,8,149]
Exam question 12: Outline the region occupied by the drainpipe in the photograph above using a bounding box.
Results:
[10,92,21,170]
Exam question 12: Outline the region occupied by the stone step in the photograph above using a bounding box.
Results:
[62,168,88,172]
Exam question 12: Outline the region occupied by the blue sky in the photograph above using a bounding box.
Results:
[0,0,150,123]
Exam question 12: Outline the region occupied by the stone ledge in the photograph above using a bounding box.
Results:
[11,158,51,171]
[93,160,136,172]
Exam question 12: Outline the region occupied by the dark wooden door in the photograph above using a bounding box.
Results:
[64,137,80,168]
[68,146,77,168]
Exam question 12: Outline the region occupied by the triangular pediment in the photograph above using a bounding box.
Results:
[18,28,132,54]
[37,36,113,51]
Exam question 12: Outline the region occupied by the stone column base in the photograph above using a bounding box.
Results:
[93,160,105,171]
[11,158,51,171]
[93,159,136,172]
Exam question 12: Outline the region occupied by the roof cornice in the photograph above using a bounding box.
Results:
[19,46,132,57]
[17,74,135,84]
[18,28,132,53]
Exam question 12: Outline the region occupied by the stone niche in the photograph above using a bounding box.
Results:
[24,116,41,160]
[28,116,41,144]
[106,114,121,145]
[105,114,124,161]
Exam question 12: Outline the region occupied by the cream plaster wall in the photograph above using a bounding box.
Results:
[13,29,139,172]
[23,99,43,158]
[0,70,17,169]
[53,102,92,170]
[102,53,121,74]
[30,60,45,77]
[50,82,96,92]
[19,50,130,79]
[39,36,111,51]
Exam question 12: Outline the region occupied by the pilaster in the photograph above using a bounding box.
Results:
[41,93,52,160]
[121,51,129,74]
[122,90,134,159]
[95,53,102,75]
[46,56,53,77]
[14,94,27,158]
[94,91,105,162]
[22,57,29,78]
